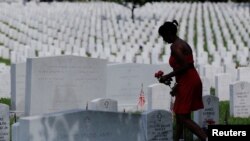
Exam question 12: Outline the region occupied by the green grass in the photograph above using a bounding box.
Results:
[159,47,166,59]
[0,98,11,106]
[86,52,91,57]
[210,87,215,96]
[0,42,11,65]
[111,52,117,56]
[180,101,250,141]
[207,5,217,49]
[193,5,198,49]
[202,5,209,54]
[219,101,250,125]
[0,57,11,66]
[208,54,213,64]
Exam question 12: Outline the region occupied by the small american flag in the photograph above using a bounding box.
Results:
[138,84,145,109]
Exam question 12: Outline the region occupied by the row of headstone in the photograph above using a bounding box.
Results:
[9,55,172,116]
[0,2,249,66]
[7,94,221,141]
[106,63,172,111]
[200,78,250,119]
[197,77,250,120]
[2,94,174,141]
[199,64,250,118]
[8,55,250,119]
[12,109,173,141]
[4,59,249,141]
[6,94,221,141]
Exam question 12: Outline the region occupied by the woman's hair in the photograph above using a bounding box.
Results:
[158,20,179,36]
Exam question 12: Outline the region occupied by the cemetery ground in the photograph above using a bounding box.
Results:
[1,97,250,141]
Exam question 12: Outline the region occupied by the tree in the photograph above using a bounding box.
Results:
[103,0,151,22]
[117,0,172,22]
[122,0,148,22]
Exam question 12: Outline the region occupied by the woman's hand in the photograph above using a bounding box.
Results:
[159,74,172,84]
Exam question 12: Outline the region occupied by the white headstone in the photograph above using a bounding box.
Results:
[201,77,211,96]
[11,122,19,141]
[2,47,10,60]
[25,55,107,116]
[147,83,172,111]
[194,95,219,129]
[142,110,173,141]
[0,72,11,98]
[203,65,223,87]
[230,81,250,117]
[10,63,26,115]
[13,109,173,141]
[0,103,10,141]
[215,73,231,101]
[89,98,118,112]
[224,64,237,81]
[237,67,250,82]
[106,63,172,111]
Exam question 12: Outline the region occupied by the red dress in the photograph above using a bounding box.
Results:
[169,54,204,114]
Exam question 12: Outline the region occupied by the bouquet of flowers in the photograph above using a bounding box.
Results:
[154,70,172,86]
[154,70,164,79]
[154,70,177,97]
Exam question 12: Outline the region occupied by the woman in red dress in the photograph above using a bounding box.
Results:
[158,20,207,141]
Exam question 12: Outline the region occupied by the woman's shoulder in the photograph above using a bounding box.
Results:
[178,39,193,53]
[172,39,188,50]
[178,38,190,47]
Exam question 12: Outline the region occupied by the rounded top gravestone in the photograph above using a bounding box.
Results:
[88,98,118,112]
[142,110,173,141]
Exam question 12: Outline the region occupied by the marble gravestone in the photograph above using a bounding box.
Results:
[215,73,231,101]
[203,65,215,87]
[194,95,219,128]
[25,55,107,116]
[147,83,172,111]
[237,67,250,82]
[0,72,11,98]
[230,81,250,117]
[11,122,19,141]
[89,98,118,112]
[224,65,237,82]
[12,109,173,141]
[142,110,173,141]
[201,77,211,96]
[0,104,9,141]
[10,63,26,115]
[106,63,172,111]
